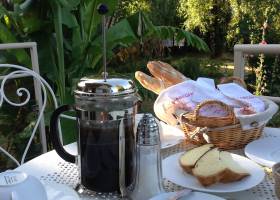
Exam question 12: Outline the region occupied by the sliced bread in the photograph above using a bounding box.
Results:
[219,151,249,183]
[192,148,249,186]
[179,144,214,174]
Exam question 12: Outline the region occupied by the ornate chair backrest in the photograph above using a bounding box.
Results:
[0,63,60,166]
[0,42,75,168]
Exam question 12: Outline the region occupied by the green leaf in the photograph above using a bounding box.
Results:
[61,8,78,28]
[0,5,9,18]
[152,26,209,52]
[0,22,30,66]
[57,0,80,10]
[18,121,35,139]
[89,51,102,70]
[50,1,66,103]
[106,19,138,49]
[71,27,83,59]
[126,11,157,39]
[89,18,138,70]
[21,13,42,33]
[38,36,59,80]
[141,11,157,34]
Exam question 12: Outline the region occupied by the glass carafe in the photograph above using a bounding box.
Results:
[50,77,141,195]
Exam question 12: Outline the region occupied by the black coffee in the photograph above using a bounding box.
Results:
[78,117,135,192]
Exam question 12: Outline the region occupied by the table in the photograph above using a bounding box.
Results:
[16,127,280,200]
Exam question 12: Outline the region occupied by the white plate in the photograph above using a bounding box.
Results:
[149,191,225,200]
[44,183,79,200]
[245,137,280,168]
[163,152,265,193]
[136,114,185,149]
[264,127,280,138]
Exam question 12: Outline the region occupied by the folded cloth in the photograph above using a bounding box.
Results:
[192,78,243,110]
[154,77,275,130]
[218,83,266,112]
[234,98,279,130]
[154,80,197,125]
[154,78,243,125]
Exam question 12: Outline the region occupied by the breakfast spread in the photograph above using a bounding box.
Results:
[179,144,250,186]
[135,60,278,129]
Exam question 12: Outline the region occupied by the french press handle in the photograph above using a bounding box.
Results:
[50,105,76,163]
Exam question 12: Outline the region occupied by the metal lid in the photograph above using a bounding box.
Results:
[75,76,137,97]
[136,113,160,145]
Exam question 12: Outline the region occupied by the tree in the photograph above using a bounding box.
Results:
[178,0,231,56]
[227,0,280,45]
[178,0,280,54]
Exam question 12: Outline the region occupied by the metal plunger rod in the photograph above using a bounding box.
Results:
[102,15,107,81]
[97,4,109,82]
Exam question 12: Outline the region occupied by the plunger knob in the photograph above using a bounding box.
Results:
[97,4,109,15]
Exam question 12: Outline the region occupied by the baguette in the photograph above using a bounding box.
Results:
[135,71,171,94]
[135,61,189,94]
[147,61,189,85]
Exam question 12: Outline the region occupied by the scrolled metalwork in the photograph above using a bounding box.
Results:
[0,64,50,166]
[0,64,76,167]
[0,70,31,107]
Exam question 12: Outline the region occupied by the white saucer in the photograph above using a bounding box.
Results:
[163,152,265,193]
[44,183,79,200]
[149,191,225,200]
[245,137,280,168]
[136,114,185,149]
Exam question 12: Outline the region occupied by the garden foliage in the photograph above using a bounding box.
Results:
[0,0,208,169]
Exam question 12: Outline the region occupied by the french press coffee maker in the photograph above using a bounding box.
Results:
[50,76,140,194]
[49,3,141,195]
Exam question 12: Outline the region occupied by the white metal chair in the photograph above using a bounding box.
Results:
[0,42,74,167]
[234,44,280,103]
[0,63,59,166]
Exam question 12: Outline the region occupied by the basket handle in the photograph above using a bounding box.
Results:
[220,76,247,89]
[193,100,236,122]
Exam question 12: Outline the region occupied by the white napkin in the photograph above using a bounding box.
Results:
[218,83,265,113]
[154,78,274,130]
[208,82,273,130]
[233,98,278,130]
[154,80,197,125]
[192,77,216,103]
[192,77,242,108]
[154,78,233,125]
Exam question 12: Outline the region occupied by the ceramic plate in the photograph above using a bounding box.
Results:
[45,183,79,200]
[163,152,265,193]
[263,127,280,138]
[245,137,280,168]
[136,114,185,149]
[149,191,225,200]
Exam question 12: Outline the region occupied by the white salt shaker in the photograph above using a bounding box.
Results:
[130,113,164,200]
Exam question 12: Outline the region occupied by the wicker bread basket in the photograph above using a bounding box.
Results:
[180,99,266,150]
[179,77,268,150]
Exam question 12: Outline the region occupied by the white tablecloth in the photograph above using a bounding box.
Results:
[16,127,280,200]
